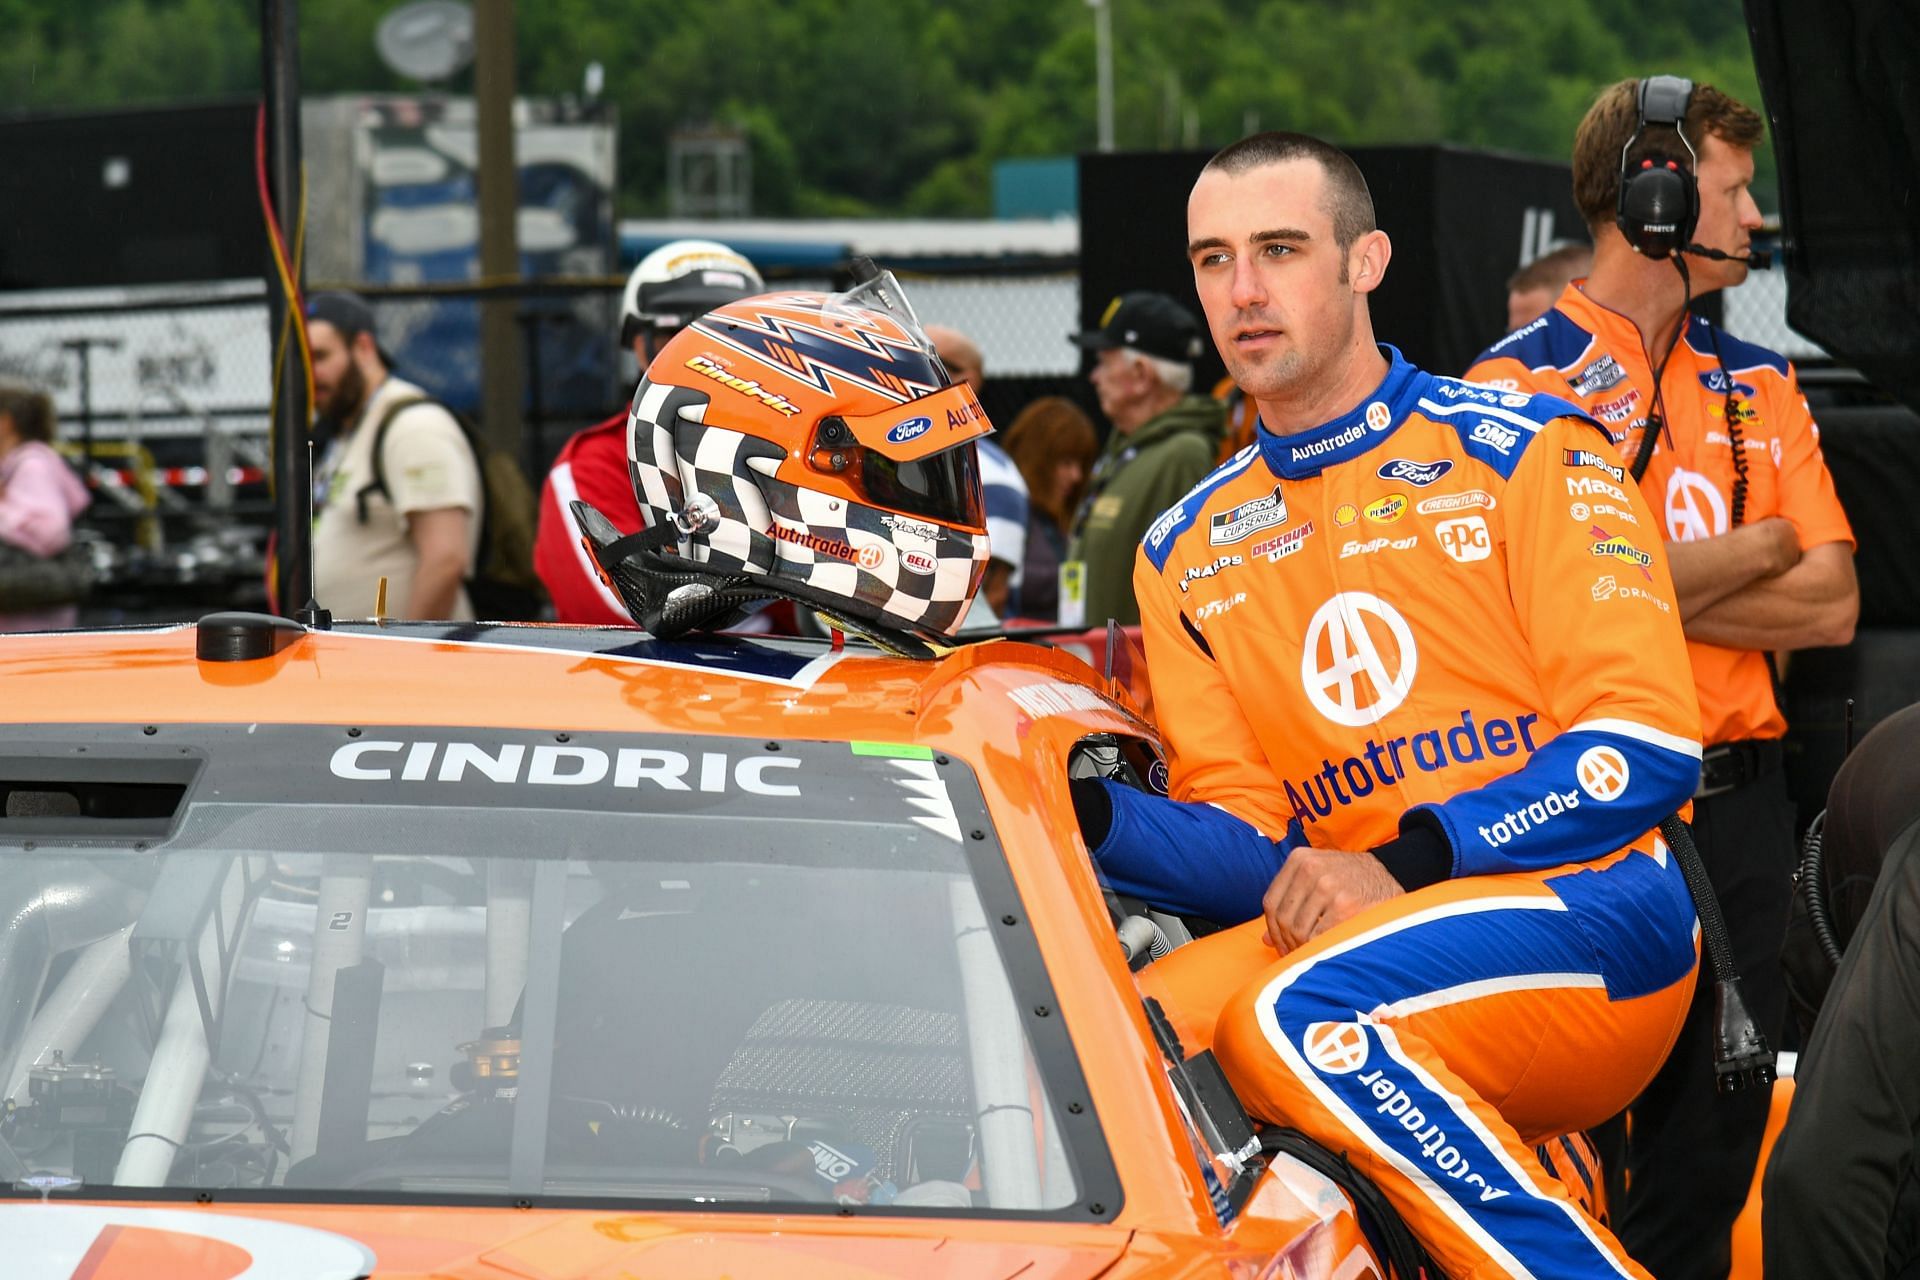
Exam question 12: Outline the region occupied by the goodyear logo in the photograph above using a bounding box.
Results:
[686,355,802,417]
[885,416,933,445]
[1363,493,1408,524]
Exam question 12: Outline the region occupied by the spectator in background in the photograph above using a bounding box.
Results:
[926,324,1030,616]
[533,239,764,624]
[1467,77,1857,1280]
[998,396,1098,620]
[1060,292,1223,627]
[0,380,90,631]
[308,291,481,620]
[1504,242,1593,333]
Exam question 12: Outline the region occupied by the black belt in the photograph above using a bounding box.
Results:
[1694,737,1784,799]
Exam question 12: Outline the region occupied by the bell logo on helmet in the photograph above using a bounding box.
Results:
[885,416,933,445]
[901,550,937,576]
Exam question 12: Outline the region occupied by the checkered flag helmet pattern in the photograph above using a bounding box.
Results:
[627,366,991,639]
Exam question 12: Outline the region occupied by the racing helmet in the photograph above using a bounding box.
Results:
[619,239,764,347]
[579,265,992,649]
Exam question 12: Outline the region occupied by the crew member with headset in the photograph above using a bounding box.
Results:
[1466,77,1858,1279]
[533,240,764,624]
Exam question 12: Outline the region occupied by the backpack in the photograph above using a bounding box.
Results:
[355,394,547,620]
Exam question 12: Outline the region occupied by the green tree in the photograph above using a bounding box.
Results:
[0,0,1780,217]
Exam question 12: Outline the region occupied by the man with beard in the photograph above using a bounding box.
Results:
[307,291,482,620]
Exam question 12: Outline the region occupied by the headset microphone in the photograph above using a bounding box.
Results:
[1686,242,1774,270]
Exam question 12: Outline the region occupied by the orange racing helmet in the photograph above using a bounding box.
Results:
[578,265,993,648]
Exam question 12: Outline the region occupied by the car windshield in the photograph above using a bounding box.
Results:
[0,726,1101,1214]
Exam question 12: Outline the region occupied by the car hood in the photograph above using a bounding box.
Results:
[5,1203,1133,1280]
[1744,0,1920,410]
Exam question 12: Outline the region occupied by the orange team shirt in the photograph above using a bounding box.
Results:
[1466,283,1854,745]
[1134,351,1700,864]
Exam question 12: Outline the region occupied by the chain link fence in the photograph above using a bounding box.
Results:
[1722,270,1826,361]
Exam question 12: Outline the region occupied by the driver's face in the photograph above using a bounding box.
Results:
[1186,159,1362,403]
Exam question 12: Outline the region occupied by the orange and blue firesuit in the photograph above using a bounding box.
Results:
[1086,348,1704,1278]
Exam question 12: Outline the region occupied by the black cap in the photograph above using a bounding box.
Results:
[306,291,393,364]
[1070,291,1205,364]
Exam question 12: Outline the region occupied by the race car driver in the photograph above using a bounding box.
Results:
[1078,131,1704,1278]
[533,239,764,623]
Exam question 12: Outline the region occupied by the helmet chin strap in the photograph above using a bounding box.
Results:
[568,500,950,659]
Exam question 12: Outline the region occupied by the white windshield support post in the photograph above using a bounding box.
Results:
[948,880,1043,1209]
[116,857,258,1186]
[485,859,533,1030]
[287,854,372,1166]
[5,924,135,1105]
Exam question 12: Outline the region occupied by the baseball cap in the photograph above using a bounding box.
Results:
[1070,291,1205,364]
[305,291,393,364]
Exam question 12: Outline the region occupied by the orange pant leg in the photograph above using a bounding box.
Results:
[1147,858,1696,1280]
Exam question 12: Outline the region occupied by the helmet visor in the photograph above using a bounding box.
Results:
[860,438,984,530]
[823,267,934,359]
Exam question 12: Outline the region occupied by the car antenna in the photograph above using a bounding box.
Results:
[294,437,332,630]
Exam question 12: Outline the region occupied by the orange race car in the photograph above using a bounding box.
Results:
[0,612,1397,1280]
[0,266,1608,1279]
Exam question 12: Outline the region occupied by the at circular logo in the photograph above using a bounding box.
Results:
[1365,401,1392,432]
[885,415,933,445]
[855,543,887,571]
[1664,467,1728,542]
[1301,592,1418,727]
[1302,1021,1370,1074]
[1576,746,1631,801]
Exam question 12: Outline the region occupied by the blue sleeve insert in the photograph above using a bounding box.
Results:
[1089,780,1302,924]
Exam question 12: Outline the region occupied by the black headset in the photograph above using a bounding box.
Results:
[1615,75,1699,260]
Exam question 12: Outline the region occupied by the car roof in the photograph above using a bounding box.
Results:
[0,619,1141,744]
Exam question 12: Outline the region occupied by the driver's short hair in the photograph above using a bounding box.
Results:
[1204,131,1378,256]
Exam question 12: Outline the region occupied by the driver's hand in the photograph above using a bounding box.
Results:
[1260,847,1404,952]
